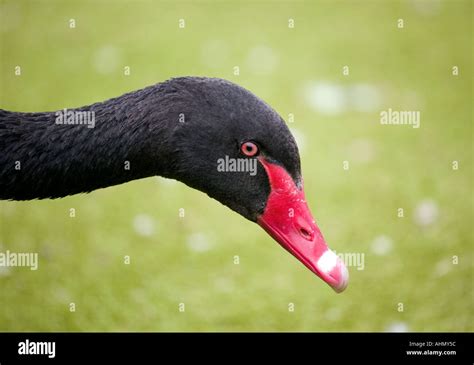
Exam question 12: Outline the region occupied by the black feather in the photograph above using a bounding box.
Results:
[0,77,301,221]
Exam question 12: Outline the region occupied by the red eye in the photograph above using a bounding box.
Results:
[241,141,259,157]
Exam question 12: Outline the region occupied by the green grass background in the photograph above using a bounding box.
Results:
[0,0,472,331]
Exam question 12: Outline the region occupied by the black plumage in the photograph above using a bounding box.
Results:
[0,77,301,221]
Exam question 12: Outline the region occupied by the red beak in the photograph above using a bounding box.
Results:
[257,157,349,293]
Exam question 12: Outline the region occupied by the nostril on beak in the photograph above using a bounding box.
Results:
[299,227,313,241]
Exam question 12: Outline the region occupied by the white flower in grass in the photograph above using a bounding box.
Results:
[371,235,393,256]
[386,321,409,332]
[93,45,121,75]
[133,214,156,237]
[187,233,213,252]
[348,84,382,112]
[289,128,306,153]
[201,40,229,69]
[434,259,452,278]
[246,45,279,75]
[304,82,346,115]
[414,199,439,227]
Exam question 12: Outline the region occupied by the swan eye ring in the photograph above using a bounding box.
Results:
[241,141,259,157]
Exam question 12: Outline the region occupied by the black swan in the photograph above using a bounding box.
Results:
[0,77,348,292]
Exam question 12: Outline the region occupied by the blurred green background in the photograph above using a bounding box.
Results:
[0,0,472,332]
